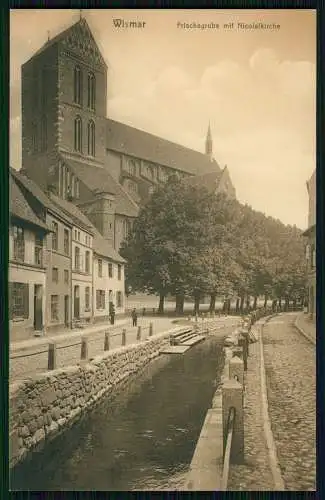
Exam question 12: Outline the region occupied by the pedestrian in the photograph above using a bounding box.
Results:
[131,308,138,327]
[143,307,146,317]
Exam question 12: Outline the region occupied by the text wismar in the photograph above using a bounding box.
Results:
[113,19,146,28]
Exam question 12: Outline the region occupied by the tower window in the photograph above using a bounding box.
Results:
[74,66,82,105]
[74,116,82,152]
[87,72,96,110]
[87,120,95,156]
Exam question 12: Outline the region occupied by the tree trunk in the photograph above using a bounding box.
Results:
[293,298,297,310]
[285,296,289,312]
[209,294,216,313]
[235,298,240,313]
[227,298,231,314]
[264,295,268,308]
[253,296,258,310]
[278,298,282,310]
[175,294,185,315]
[194,294,200,316]
[158,294,165,315]
[240,295,245,313]
[246,296,250,312]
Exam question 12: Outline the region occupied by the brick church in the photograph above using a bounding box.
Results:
[21,16,236,252]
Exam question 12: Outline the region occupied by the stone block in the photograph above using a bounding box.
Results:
[40,388,57,407]
[51,407,61,421]
[28,420,38,435]
[19,425,30,438]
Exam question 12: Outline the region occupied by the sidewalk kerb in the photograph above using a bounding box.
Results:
[259,317,285,491]
[294,315,316,346]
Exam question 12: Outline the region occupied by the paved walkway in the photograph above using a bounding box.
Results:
[262,314,316,491]
[295,313,316,344]
[9,316,175,382]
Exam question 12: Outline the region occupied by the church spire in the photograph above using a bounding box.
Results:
[205,121,213,160]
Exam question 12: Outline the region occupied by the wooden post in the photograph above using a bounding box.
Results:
[137,326,141,341]
[229,356,244,387]
[222,379,244,464]
[122,328,126,346]
[81,337,88,360]
[48,343,56,370]
[104,331,110,351]
[149,322,153,337]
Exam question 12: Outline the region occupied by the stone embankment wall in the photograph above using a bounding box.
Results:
[10,331,171,468]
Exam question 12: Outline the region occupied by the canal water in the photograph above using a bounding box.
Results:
[11,337,224,491]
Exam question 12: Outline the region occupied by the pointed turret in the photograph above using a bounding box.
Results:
[205,122,213,160]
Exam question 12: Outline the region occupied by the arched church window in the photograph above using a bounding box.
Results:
[74,66,82,105]
[87,120,95,156]
[87,72,96,110]
[74,116,82,152]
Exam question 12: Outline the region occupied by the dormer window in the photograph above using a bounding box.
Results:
[87,72,96,110]
[74,66,82,105]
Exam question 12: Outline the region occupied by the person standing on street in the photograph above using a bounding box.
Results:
[131,308,138,327]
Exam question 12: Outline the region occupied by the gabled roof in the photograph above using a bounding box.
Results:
[24,18,107,68]
[61,156,117,196]
[91,226,126,263]
[10,174,50,232]
[106,118,222,176]
[49,193,95,234]
[61,155,139,218]
[10,167,74,226]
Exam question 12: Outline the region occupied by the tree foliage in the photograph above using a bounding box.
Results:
[120,177,307,314]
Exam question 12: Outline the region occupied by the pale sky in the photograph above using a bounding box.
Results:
[10,9,316,229]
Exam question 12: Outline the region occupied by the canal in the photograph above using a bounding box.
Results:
[11,337,225,491]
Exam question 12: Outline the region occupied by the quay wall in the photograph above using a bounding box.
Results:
[9,331,171,468]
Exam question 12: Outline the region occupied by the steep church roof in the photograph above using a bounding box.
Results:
[106,119,222,176]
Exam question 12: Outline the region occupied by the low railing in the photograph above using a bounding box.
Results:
[10,323,155,380]
[221,406,236,491]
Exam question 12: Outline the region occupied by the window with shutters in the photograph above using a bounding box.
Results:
[108,263,113,278]
[52,267,59,283]
[34,234,43,266]
[85,251,90,274]
[52,222,58,251]
[85,286,90,311]
[64,270,69,284]
[63,229,70,256]
[117,291,123,308]
[51,295,59,322]
[75,246,80,271]
[118,264,122,281]
[96,290,105,309]
[98,259,102,277]
[13,226,25,262]
[10,282,29,320]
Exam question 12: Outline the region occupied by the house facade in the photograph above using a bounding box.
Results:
[9,173,50,341]
[20,17,236,253]
[303,169,316,321]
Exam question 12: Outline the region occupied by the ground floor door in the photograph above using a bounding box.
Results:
[34,284,43,331]
[74,285,80,319]
[64,295,69,327]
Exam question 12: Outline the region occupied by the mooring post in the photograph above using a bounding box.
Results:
[81,337,88,360]
[149,322,153,337]
[104,331,110,351]
[122,328,126,346]
[222,379,244,464]
[137,326,141,341]
[229,356,244,387]
[48,343,56,370]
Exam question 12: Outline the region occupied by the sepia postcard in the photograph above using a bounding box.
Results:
[8,8,316,492]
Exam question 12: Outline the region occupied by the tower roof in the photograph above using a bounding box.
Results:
[23,17,107,68]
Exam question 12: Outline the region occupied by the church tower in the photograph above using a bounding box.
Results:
[21,17,108,192]
[205,122,213,161]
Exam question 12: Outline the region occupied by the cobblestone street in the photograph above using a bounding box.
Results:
[262,314,316,491]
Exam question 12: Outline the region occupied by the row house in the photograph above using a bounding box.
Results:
[303,169,316,321]
[10,168,126,342]
[9,173,50,341]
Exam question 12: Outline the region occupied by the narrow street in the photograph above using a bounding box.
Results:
[262,313,316,491]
